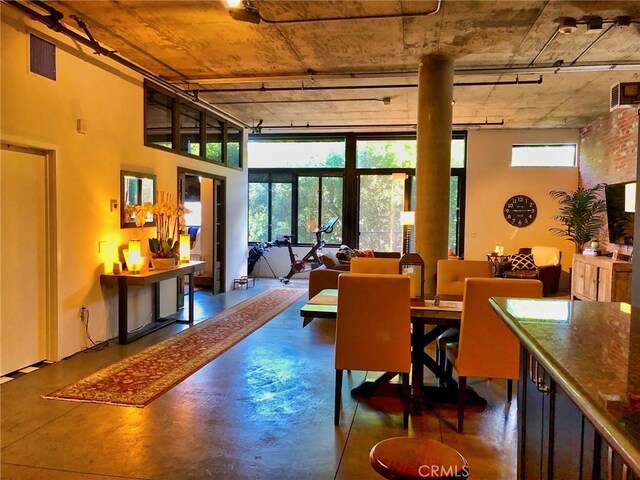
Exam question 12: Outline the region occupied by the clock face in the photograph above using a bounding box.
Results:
[503,195,537,227]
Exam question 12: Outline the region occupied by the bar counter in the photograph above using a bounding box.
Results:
[490,298,640,478]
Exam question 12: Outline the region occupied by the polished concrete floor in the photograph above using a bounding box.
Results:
[1,279,517,479]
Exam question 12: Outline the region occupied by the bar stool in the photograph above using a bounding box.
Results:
[369,437,469,479]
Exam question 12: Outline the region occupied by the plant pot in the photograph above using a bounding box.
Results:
[151,257,175,270]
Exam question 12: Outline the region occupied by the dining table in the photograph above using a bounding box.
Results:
[300,289,463,415]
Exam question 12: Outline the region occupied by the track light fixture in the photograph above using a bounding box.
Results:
[228,0,261,24]
[558,17,578,34]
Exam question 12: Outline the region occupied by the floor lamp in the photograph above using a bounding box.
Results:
[400,211,415,255]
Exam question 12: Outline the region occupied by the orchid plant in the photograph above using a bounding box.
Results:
[124,192,188,259]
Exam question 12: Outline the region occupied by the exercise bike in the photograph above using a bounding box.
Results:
[276,216,340,284]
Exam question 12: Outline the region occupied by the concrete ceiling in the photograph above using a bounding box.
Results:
[43,1,640,131]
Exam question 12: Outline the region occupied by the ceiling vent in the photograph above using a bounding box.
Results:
[610,82,640,111]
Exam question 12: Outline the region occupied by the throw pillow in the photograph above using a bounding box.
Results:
[321,251,341,269]
[509,253,536,271]
[353,248,375,258]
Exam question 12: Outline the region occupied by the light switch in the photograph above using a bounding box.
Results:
[110,199,118,212]
[98,241,107,253]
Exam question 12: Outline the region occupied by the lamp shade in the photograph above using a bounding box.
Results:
[128,239,142,273]
[179,234,191,263]
[400,211,415,226]
[625,182,636,213]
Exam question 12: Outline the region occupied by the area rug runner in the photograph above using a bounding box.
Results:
[44,287,306,407]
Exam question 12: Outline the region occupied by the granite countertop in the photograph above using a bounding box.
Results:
[489,298,640,475]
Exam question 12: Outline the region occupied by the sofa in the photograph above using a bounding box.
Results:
[504,246,562,295]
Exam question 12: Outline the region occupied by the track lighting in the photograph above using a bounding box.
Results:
[558,17,577,34]
[228,0,261,24]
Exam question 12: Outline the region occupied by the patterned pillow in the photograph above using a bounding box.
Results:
[509,253,537,271]
[353,248,375,258]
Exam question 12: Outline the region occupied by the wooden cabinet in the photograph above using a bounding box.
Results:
[519,349,638,480]
[571,254,632,302]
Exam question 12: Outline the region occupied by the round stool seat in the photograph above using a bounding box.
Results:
[369,437,468,479]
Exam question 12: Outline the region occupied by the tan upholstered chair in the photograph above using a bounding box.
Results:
[335,273,411,427]
[435,260,493,373]
[436,260,492,301]
[350,257,400,274]
[446,277,543,432]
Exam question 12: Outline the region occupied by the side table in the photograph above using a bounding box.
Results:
[486,253,510,277]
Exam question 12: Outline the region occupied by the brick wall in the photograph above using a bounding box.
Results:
[579,108,638,187]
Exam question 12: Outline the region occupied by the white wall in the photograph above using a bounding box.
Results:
[1,7,248,359]
[465,129,580,278]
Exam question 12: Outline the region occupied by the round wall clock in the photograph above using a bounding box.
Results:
[503,195,537,227]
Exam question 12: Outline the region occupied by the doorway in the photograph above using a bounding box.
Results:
[1,143,56,375]
[178,169,226,294]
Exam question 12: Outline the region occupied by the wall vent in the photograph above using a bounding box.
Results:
[610,82,640,111]
[30,34,56,80]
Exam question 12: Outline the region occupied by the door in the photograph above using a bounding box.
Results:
[178,169,226,294]
[1,146,48,375]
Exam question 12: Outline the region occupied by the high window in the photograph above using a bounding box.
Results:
[248,133,467,256]
[144,81,244,169]
[511,144,577,167]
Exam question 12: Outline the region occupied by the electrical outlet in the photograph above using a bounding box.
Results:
[79,307,86,323]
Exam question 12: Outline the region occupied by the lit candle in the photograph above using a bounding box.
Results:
[128,239,142,273]
[179,234,191,263]
[495,245,504,256]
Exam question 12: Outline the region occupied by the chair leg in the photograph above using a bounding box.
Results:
[402,372,410,429]
[506,378,513,403]
[437,343,447,385]
[445,360,453,387]
[457,376,467,433]
[335,369,343,426]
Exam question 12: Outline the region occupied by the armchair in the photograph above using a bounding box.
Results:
[504,246,562,295]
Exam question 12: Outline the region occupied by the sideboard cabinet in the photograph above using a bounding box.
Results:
[571,254,632,302]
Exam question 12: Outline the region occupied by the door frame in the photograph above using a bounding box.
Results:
[177,167,226,293]
[1,141,58,361]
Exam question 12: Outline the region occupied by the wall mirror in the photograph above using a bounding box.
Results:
[120,170,156,228]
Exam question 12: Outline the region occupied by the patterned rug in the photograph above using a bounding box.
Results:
[44,287,306,407]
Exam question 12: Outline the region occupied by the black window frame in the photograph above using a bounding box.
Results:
[143,81,244,170]
[248,131,467,256]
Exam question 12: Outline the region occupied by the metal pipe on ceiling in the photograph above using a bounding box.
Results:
[258,0,442,24]
[3,0,248,127]
[252,119,505,133]
[214,98,390,105]
[186,62,640,87]
[191,76,543,94]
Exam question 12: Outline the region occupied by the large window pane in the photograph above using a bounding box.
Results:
[511,144,576,167]
[271,183,292,237]
[248,139,346,168]
[357,139,416,168]
[322,177,343,245]
[298,177,320,244]
[359,175,404,251]
[206,114,223,162]
[145,88,173,148]
[449,176,459,253]
[228,126,242,168]
[248,183,268,243]
[451,138,466,168]
[179,104,201,156]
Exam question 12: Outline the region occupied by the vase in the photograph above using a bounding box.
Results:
[151,257,176,270]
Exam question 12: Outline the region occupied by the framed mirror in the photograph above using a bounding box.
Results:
[120,170,156,228]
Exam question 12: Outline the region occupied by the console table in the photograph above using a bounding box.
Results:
[100,261,205,344]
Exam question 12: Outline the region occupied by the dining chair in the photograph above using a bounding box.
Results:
[446,277,543,433]
[335,273,411,428]
[435,260,493,376]
[350,257,400,274]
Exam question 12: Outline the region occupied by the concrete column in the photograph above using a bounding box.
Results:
[415,53,454,296]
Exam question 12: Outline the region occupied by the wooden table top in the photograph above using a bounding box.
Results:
[100,261,205,286]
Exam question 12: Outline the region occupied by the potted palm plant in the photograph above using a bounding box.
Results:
[549,184,607,253]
